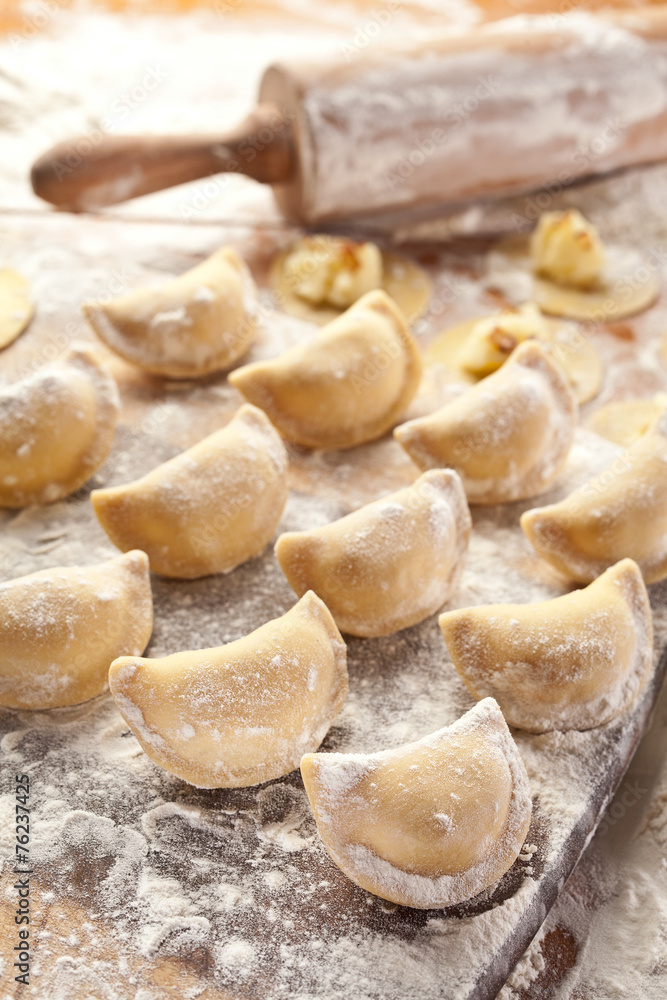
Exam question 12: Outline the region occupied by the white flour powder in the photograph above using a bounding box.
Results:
[1,3,667,998]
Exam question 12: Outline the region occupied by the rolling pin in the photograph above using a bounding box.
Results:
[30,6,667,226]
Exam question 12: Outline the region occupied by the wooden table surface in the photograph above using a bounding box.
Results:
[1,4,667,999]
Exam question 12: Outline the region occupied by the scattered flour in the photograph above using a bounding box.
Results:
[0,422,665,999]
[1,2,667,998]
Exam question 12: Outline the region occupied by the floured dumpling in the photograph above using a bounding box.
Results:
[521,408,667,583]
[0,343,119,508]
[275,470,471,638]
[270,235,431,326]
[92,404,287,579]
[83,247,257,378]
[229,290,422,450]
[301,698,532,909]
[395,341,577,505]
[0,551,152,710]
[439,560,653,733]
[109,591,348,788]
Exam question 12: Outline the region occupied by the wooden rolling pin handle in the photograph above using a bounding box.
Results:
[30,102,294,211]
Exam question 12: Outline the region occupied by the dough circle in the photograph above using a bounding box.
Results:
[425,312,602,405]
[270,245,431,325]
[0,268,34,349]
[490,236,659,323]
[586,394,667,448]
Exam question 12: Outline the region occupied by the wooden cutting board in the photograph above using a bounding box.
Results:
[0,210,666,1000]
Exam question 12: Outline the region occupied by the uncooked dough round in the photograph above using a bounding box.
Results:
[425,311,603,405]
[489,235,659,323]
[270,241,431,325]
[0,269,34,349]
[586,394,667,448]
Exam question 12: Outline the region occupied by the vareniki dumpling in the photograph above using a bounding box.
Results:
[0,343,119,507]
[83,247,257,378]
[0,550,153,710]
[395,341,577,505]
[92,404,287,579]
[439,560,653,733]
[229,290,422,450]
[275,470,471,637]
[521,408,667,583]
[301,698,532,909]
[109,592,348,788]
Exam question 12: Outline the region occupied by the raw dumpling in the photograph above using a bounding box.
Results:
[275,469,471,638]
[91,404,287,579]
[521,408,667,583]
[0,343,119,508]
[0,550,152,710]
[109,591,348,788]
[229,289,422,450]
[394,341,577,505]
[83,247,257,378]
[301,698,532,909]
[439,560,653,733]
